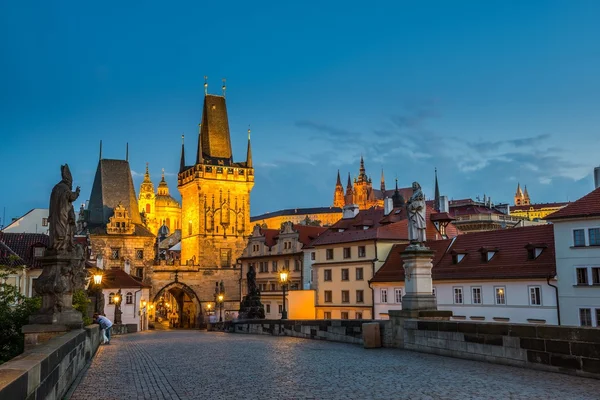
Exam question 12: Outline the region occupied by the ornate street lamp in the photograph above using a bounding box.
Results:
[113,290,123,325]
[93,272,103,286]
[279,268,289,320]
[217,294,224,322]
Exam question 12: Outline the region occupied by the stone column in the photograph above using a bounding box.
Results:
[401,246,437,311]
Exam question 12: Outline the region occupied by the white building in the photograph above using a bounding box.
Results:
[101,268,151,332]
[371,225,559,325]
[0,232,48,297]
[546,186,600,327]
[2,209,49,234]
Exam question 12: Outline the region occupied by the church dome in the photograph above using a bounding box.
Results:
[158,223,170,237]
[155,194,180,208]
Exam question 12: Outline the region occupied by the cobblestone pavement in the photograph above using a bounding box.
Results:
[70,330,600,400]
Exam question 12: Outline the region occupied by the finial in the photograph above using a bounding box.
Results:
[222,78,226,97]
[204,75,208,96]
[99,140,103,160]
[126,142,129,161]
[182,133,185,144]
[162,168,165,178]
[145,162,149,174]
[248,125,251,140]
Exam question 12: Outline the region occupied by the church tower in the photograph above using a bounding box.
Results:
[333,170,345,207]
[514,183,531,206]
[138,163,157,233]
[178,89,254,267]
[345,173,354,205]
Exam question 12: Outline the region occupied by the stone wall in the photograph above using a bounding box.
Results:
[228,319,385,345]
[0,325,101,400]
[400,319,600,379]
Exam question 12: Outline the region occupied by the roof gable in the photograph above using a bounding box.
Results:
[546,187,600,220]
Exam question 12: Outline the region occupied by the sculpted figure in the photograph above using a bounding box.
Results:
[48,164,80,253]
[407,181,427,245]
[247,264,257,294]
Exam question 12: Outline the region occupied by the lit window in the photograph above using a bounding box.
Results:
[580,308,592,327]
[573,229,586,247]
[453,287,463,304]
[590,228,600,246]
[381,289,388,303]
[471,287,482,304]
[495,287,506,305]
[529,286,541,306]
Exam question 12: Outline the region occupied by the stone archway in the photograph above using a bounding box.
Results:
[153,282,202,329]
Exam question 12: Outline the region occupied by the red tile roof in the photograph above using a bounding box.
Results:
[309,206,460,247]
[371,224,555,282]
[257,224,328,248]
[0,232,49,269]
[101,268,150,289]
[545,187,600,220]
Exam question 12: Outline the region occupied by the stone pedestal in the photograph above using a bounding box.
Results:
[362,322,382,349]
[401,245,437,311]
[21,324,69,351]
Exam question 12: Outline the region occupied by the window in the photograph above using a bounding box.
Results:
[341,269,349,281]
[270,283,276,291]
[453,287,463,304]
[356,290,364,303]
[471,287,482,305]
[294,260,301,271]
[356,268,364,280]
[126,292,133,304]
[341,290,350,303]
[311,252,316,261]
[284,241,292,250]
[136,249,144,260]
[272,261,278,272]
[284,259,290,269]
[109,292,115,304]
[573,229,586,247]
[188,221,192,236]
[252,244,259,252]
[259,283,267,292]
[146,204,151,214]
[358,246,366,258]
[593,268,600,285]
[343,247,351,259]
[324,312,331,320]
[266,304,271,313]
[324,291,332,303]
[355,312,363,319]
[326,249,334,260]
[41,217,48,226]
[135,268,144,278]
[495,287,506,305]
[341,312,349,320]
[220,249,231,267]
[590,228,600,246]
[529,286,541,306]
[33,247,44,258]
[324,269,332,281]
[576,268,589,285]
[278,304,283,314]
[381,289,388,303]
[394,288,402,303]
[580,308,592,327]
[111,248,120,260]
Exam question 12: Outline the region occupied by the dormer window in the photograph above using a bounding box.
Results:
[451,250,467,264]
[338,228,345,232]
[525,243,548,260]
[479,247,498,263]
[33,247,45,258]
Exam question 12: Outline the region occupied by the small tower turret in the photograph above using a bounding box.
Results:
[333,170,345,207]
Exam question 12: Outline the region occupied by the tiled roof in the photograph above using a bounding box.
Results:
[101,268,150,289]
[1,208,34,231]
[510,202,570,212]
[251,207,343,221]
[545,187,600,220]
[200,95,233,161]
[0,232,49,269]
[309,206,460,247]
[371,224,555,282]
[255,225,327,248]
[88,223,155,238]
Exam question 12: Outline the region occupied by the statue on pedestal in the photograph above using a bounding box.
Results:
[406,181,427,246]
[48,165,80,253]
[238,265,265,319]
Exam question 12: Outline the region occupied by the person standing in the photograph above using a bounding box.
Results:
[94,313,113,344]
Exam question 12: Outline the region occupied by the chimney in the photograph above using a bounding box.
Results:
[440,196,449,213]
[595,166,600,189]
[384,197,393,216]
[124,259,131,275]
[342,204,360,219]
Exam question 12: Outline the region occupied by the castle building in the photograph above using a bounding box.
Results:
[138,164,182,235]
[511,183,569,221]
[250,207,343,229]
[333,157,412,210]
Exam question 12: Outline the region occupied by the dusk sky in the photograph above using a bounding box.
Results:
[1,1,599,224]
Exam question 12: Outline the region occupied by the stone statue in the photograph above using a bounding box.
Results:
[406,181,427,245]
[48,164,80,253]
[247,264,257,294]
[238,265,265,319]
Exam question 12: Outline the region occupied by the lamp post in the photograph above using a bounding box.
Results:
[217,294,224,322]
[279,268,289,320]
[92,271,103,314]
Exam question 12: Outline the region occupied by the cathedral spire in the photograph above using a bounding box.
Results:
[380,169,385,191]
[434,168,440,212]
[246,127,252,168]
[144,162,151,183]
[336,170,342,187]
[99,140,103,160]
[347,172,352,189]
[196,123,203,164]
[161,168,165,182]
[222,78,226,98]
[516,182,523,196]
[360,155,365,175]
[180,134,186,173]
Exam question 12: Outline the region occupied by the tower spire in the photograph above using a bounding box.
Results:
[434,168,440,212]
[380,169,385,191]
[246,126,252,168]
[222,78,226,97]
[126,142,129,161]
[204,75,208,96]
[99,140,103,160]
[144,162,151,182]
[180,134,186,173]
[161,168,165,182]
[196,123,203,165]
[347,172,352,189]
[336,170,342,186]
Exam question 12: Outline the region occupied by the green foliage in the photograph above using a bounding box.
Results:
[73,289,92,326]
[0,264,41,364]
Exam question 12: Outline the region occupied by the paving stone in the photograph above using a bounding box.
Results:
[70,330,600,400]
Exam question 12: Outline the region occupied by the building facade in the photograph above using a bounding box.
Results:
[547,187,600,328]
[251,207,342,229]
[138,165,181,235]
[101,269,151,332]
[371,225,558,324]
[0,232,48,297]
[1,209,49,235]
[239,222,326,319]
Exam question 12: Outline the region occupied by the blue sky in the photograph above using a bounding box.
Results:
[1,1,599,224]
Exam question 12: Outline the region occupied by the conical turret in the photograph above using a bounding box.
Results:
[179,135,186,173]
[333,169,345,207]
[246,128,253,168]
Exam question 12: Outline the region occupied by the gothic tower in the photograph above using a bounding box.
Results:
[138,163,156,226]
[514,183,530,206]
[344,173,354,205]
[333,170,345,207]
[178,91,254,267]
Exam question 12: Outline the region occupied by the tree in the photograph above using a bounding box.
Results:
[0,261,41,364]
[302,216,322,226]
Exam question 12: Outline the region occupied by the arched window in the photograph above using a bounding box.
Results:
[126,292,133,304]
[146,204,151,213]
[109,293,115,304]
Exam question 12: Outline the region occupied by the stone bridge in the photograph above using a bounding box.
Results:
[67,330,600,400]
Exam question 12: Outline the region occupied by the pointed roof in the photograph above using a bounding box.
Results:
[524,185,530,199]
[380,169,385,191]
[434,168,440,211]
[179,135,186,173]
[143,162,151,183]
[516,183,523,196]
[198,94,233,162]
[246,128,253,168]
[346,173,352,189]
[88,158,142,226]
[336,170,342,187]
[101,268,150,289]
[546,186,600,220]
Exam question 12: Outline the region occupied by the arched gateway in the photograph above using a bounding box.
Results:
[153,281,203,329]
